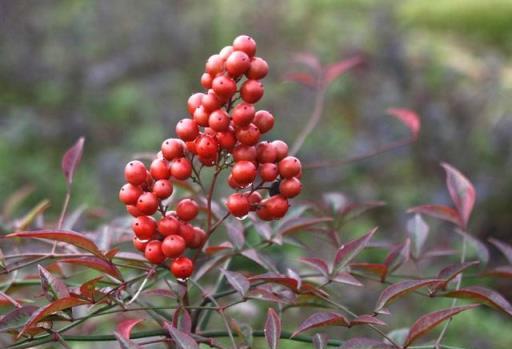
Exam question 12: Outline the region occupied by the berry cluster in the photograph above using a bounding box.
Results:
[119,35,302,279]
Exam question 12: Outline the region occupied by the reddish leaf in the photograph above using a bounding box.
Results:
[387,108,421,140]
[350,314,387,327]
[341,338,394,349]
[173,307,192,333]
[406,214,429,258]
[433,261,480,292]
[248,287,289,304]
[59,256,123,281]
[6,230,105,259]
[205,242,233,255]
[164,321,199,349]
[38,265,69,301]
[221,269,250,297]
[264,308,281,349]
[79,277,104,302]
[61,137,85,186]
[407,205,462,226]
[334,228,377,270]
[105,247,119,260]
[375,279,442,312]
[488,238,512,264]
[331,272,363,287]
[287,268,302,290]
[485,265,512,279]
[225,218,245,250]
[117,318,143,340]
[350,263,388,281]
[0,291,22,308]
[323,56,362,85]
[404,304,479,347]
[301,257,330,277]
[444,286,512,317]
[18,296,90,337]
[0,305,38,332]
[249,273,299,291]
[441,163,476,229]
[291,312,349,337]
[279,217,333,236]
[383,239,411,277]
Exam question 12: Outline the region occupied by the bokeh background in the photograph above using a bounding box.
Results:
[1,0,511,348]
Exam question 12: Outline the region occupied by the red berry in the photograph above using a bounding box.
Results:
[179,223,196,246]
[256,142,277,163]
[158,215,181,236]
[205,54,224,75]
[161,138,185,160]
[176,198,199,221]
[233,35,256,57]
[189,227,207,249]
[201,73,213,89]
[212,75,237,98]
[278,156,302,178]
[170,158,192,180]
[236,123,260,146]
[161,234,186,258]
[187,93,204,115]
[126,205,144,217]
[153,179,173,199]
[170,256,194,279]
[145,240,166,264]
[186,140,197,155]
[216,130,237,151]
[231,160,257,186]
[248,191,262,206]
[219,45,234,60]
[198,154,217,167]
[240,80,264,103]
[272,140,289,161]
[253,110,274,134]
[259,163,279,182]
[133,237,148,252]
[125,160,147,185]
[226,193,250,218]
[132,216,157,240]
[233,144,257,162]
[231,102,255,127]
[195,134,219,158]
[176,118,199,142]
[193,105,210,127]
[279,177,302,198]
[247,57,268,80]
[266,195,289,218]
[201,91,223,112]
[225,51,250,77]
[119,183,143,205]
[208,109,230,132]
[256,202,273,221]
[150,158,170,180]
[228,174,243,189]
[136,192,159,215]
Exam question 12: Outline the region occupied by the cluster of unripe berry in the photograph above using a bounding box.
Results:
[119,35,302,279]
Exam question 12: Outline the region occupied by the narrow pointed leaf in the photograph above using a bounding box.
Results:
[221,269,250,297]
[79,277,104,302]
[350,315,387,327]
[62,137,85,186]
[335,228,377,269]
[249,273,298,291]
[375,279,442,312]
[0,305,38,332]
[265,308,281,349]
[164,321,199,349]
[38,265,69,301]
[387,108,421,140]
[6,230,105,259]
[324,56,361,85]
[205,242,233,255]
[383,239,410,275]
[407,205,462,226]
[59,256,123,281]
[406,214,429,258]
[404,304,479,347]
[441,163,476,229]
[173,307,192,333]
[443,286,512,317]
[433,261,480,292]
[300,257,330,277]
[291,312,349,337]
[350,263,388,281]
[331,272,363,287]
[488,238,512,264]
[117,319,143,340]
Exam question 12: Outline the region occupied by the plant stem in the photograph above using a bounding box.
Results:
[52,189,71,253]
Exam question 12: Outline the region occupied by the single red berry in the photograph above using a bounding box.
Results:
[176,118,199,142]
[136,192,159,215]
[193,105,210,127]
[195,134,219,158]
[248,191,262,206]
[259,163,279,182]
[272,140,289,161]
[201,72,213,89]
[150,158,170,180]
[178,223,196,246]
[266,195,289,218]
[176,198,199,221]
[170,256,194,279]
[216,129,237,151]
[212,75,237,98]
[161,138,185,160]
[161,234,186,258]
[246,57,268,80]
[236,123,260,146]
[126,205,144,217]
[231,102,255,127]
[208,109,230,132]
[233,35,257,57]
[125,160,147,185]
[256,142,277,163]
[205,54,225,75]
[253,110,274,134]
[228,174,243,189]
[119,183,143,205]
[226,193,250,218]
[233,144,257,162]
[170,158,193,180]
[256,201,273,221]
[189,227,207,249]
[145,240,166,264]
[187,93,204,115]
[132,215,157,240]
[219,45,234,60]
[133,237,148,252]
[225,51,251,77]
[158,215,181,236]
[240,79,264,103]
[279,177,302,198]
[231,160,257,186]
[153,179,173,199]
[278,156,302,178]
[201,91,223,112]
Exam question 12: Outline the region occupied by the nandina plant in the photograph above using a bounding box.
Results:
[1,35,511,349]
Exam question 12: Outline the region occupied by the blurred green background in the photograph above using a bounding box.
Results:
[1,0,511,348]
